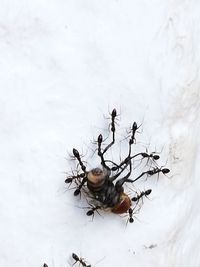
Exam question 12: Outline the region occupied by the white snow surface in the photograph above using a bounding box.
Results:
[0,1,200,267]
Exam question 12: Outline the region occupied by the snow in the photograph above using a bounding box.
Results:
[0,1,200,266]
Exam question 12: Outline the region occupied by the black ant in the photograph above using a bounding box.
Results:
[66,108,170,220]
[128,208,134,223]
[72,253,91,267]
[147,167,170,176]
[110,108,117,132]
[127,203,142,223]
[129,122,140,144]
[86,205,102,217]
[122,121,141,145]
[141,152,160,161]
[65,172,85,192]
[132,189,152,203]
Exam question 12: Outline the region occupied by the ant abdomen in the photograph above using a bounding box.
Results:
[65,177,73,183]
[73,148,80,158]
[162,168,170,174]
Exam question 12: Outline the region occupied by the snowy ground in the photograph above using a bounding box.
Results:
[0,1,200,267]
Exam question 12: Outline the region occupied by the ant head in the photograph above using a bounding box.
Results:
[72,253,79,261]
[86,210,94,216]
[146,189,152,195]
[87,168,107,187]
[129,218,134,223]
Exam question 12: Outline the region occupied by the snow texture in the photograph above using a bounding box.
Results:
[0,1,200,267]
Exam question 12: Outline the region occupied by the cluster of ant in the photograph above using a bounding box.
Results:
[43,253,91,267]
[65,109,170,223]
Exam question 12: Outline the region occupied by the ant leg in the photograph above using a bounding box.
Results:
[123,170,150,184]
[109,142,142,182]
[115,161,132,191]
[109,158,131,182]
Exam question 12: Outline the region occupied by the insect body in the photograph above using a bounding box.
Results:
[132,189,152,203]
[72,253,91,267]
[66,109,170,221]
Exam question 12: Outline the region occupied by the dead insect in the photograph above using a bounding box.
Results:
[72,253,91,267]
[66,109,170,221]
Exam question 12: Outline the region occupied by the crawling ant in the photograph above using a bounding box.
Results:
[132,189,152,203]
[66,108,170,221]
[128,208,135,223]
[127,203,142,223]
[141,152,160,162]
[72,253,91,267]
[129,121,140,144]
[86,204,102,217]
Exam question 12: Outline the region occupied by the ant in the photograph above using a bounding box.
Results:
[122,121,141,145]
[132,189,152,203]
[147,167,170,176]
[86,205,102,217]
[129,122,140,144]
[128,208,135,223]
[127,203,141,223]
[72,253,91,267]
[65,173,85,184]
[141,152,160,161]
